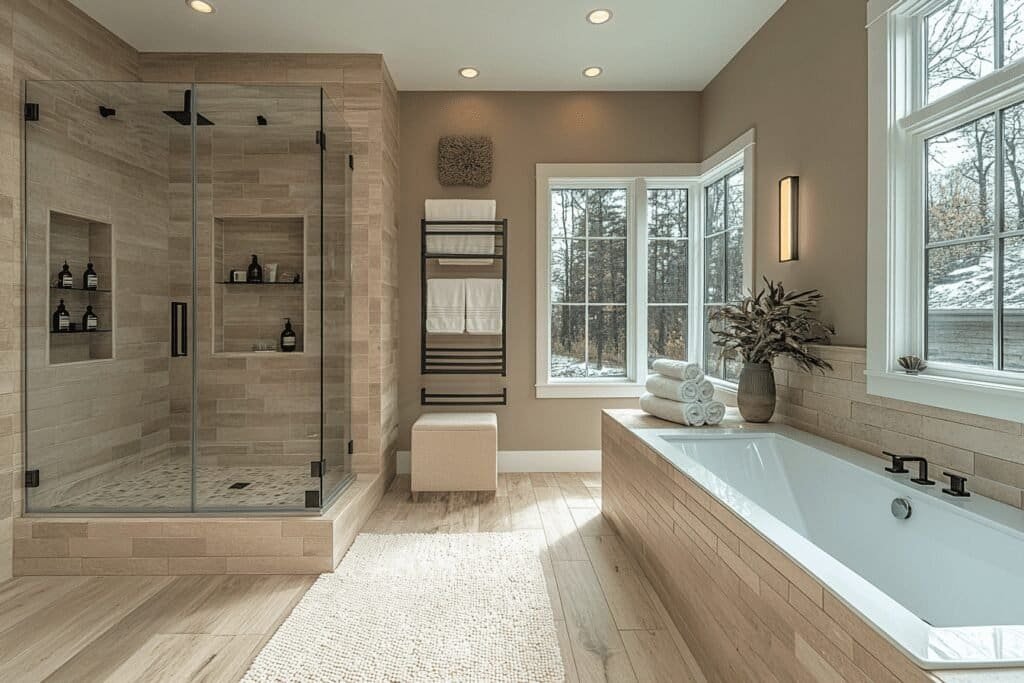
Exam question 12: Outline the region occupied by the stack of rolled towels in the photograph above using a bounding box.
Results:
[641,359,727,427]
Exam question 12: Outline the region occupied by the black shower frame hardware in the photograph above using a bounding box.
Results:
[421,387,508,407]
[420,218,508,404]
[256,114,268,126]
[98,106,116,118]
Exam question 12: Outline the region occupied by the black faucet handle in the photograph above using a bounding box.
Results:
[883,451,909,473]
[942,472,970,497]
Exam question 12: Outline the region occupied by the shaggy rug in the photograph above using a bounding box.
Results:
[242,532,564,682]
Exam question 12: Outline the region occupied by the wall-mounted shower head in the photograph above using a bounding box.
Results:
[163,89,214,126]
[98,106,116,118]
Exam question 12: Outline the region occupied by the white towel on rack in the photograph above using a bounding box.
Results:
[426,278,466,334]
[465,278,503,335]
[425,199,496,265]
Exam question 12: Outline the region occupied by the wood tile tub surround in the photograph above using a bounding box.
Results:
[602,409,945,682]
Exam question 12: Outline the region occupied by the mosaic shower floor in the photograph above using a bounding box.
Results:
[50,462,328,511]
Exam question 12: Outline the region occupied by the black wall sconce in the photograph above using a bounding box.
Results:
[779,176,799,262]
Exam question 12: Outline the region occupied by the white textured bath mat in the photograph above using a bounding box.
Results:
[242,532,564,682]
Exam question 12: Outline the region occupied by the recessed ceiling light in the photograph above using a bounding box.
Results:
[586,9,612,24]
[583,66,603,78]
[459,67,480,79]
[186,0,216,14]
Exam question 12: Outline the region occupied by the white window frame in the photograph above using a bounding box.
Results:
[867,0,1024,421]
[535,131,755,398]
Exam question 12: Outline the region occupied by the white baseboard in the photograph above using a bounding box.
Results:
[395,450,601,475]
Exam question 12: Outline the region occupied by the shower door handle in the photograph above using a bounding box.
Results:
[171,302,188,357]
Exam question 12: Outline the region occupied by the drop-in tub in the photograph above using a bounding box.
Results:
[626,424,1024,671]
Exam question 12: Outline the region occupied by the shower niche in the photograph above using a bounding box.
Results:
[213,216,306,354]
[47,210,113,365]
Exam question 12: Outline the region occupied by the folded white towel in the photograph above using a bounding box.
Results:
[645,374,697,403]
[698,379,715,403]
[426,278,466,334]
[704,401,727,426]
[465,278,502,335]
[640,393,707,427]
[651,359,704,382]
[425,199,496,265]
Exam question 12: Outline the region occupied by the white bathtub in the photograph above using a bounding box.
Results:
[634,425,1024,670]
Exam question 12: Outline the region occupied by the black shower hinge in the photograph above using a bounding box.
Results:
[316,129,326,150]
[24,103,39,121]
[310,459,325,478]
[347,439,354,455]
[348,154,354,170]
[305,490,321,508]
[25,470,39,488]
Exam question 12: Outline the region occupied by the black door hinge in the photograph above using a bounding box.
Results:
[25,470,40,488]
[316,129,326,150]
[348,154,354,170]
[305,490,321,508]
[310,460,325,478]
[347,439,354,455]
[24,103,39,121]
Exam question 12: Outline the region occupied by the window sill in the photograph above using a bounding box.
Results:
[535,382,645,399]
[865,369,1024,423]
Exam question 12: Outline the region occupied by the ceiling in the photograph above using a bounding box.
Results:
[70,0,786,91]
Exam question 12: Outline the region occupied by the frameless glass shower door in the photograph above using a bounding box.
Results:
[23,81,197,512]
[23,81,353,514]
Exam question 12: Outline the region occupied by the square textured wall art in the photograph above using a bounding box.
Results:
[438,136,493,187]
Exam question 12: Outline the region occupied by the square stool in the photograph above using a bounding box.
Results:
[411,412,498,499]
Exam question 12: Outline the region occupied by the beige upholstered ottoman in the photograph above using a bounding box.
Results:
[411,412,498,498]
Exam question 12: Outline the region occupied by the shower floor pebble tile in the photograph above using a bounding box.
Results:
[51,463,321,510]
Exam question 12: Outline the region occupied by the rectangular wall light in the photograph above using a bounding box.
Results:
[779,176,799,262]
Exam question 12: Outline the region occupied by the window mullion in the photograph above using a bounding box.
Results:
[583,191,591,376]
[995,0,1005,70]
[690,181,705,370]
[994,108,1005,369]
[635,178,648,378]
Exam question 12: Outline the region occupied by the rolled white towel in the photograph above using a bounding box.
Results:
[703,401,727,426]
[651,358,703,382]
[645,374,698,403]
[640,393,707,427]
[697,379,715,403]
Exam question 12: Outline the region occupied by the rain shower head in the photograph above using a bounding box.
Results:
[163,89,214,126]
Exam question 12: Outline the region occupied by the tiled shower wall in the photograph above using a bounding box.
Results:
[0,1,142,582]
[138,53,400,484]
[773,345,1024,508]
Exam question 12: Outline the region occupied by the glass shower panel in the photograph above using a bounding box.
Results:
[23,81,195,512]
[193,84,326,511]
[321,92,354,504]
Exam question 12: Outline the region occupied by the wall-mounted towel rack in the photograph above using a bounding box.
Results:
[420,218,508,405]
[421,388,507,406]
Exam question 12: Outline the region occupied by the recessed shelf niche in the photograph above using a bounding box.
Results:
[48,211,113,365]
[213,216,305,354]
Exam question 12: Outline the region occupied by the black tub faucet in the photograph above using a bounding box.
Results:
[883,451,935,485]
[883,451,909,473]
[942,472,971,498]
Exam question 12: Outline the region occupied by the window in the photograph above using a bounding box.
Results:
[868,0,1024,420]
[702,170,746,381]
[549,187,629,379]
[535,135,754,398]
[646,188,690,369]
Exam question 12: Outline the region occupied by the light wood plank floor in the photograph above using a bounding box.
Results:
[0,473,706,683]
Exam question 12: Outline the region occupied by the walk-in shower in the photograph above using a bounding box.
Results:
[23,81,353,514]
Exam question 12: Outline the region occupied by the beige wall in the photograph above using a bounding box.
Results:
[700,0,868,345]
[398,92,702,451]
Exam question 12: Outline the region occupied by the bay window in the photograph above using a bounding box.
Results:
[535,132,754,398]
